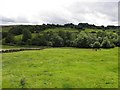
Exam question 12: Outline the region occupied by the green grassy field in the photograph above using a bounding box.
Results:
[43,28,79,33]
[1,26,13,32]
[14,33,37,41]
[2,47,118,88]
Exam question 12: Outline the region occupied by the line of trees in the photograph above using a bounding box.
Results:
[2,23,120,38]
[4,29,120,48]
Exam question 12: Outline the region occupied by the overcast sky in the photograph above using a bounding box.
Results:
[0,0,119,26]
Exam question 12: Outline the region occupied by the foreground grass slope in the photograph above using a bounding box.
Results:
[2,48,118,88]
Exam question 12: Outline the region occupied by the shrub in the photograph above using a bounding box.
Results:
[116,36,120,47]
[92,41,101,48]
[98,37,103,43]
[75,31,91,48]
[97,31,107,38]
[101,38,114,48]
[52,34,63,47]
[47,41,53,46]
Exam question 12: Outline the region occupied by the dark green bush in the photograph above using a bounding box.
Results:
[22,29,32,42]
[101,38,114,48]
[5,33,15,44]
[92,41,101,48]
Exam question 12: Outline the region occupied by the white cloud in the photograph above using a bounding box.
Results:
[0,0,119,26]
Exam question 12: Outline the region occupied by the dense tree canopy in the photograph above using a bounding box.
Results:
[22,29,32,43]
[5,33,15,44]
[2,23,120,48]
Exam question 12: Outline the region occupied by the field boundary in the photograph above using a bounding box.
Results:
[0,48,47,53]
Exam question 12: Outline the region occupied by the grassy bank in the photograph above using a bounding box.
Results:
[2,47,118,88]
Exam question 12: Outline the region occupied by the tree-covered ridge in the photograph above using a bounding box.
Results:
[2,23,120,48]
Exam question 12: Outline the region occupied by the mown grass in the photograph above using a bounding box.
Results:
[2,47,118,88]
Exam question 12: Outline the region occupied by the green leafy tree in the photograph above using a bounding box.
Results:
[47,41,53,46]
[5,33,15,44]
[9,26,23,35]
[22,29,32,42]
[75,31,91,48]
[51,34,63,47]
[117,30,120,36]
[98,37,103,44]
[32,34,47,46]
[116,36,120,47]
[101,37,114,48]
[97,31,107,38]
[92,41,101,48]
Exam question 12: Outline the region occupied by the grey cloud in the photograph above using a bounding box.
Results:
[66,2,118,25]
[38,12,70,24]
[45,16,69,24]
[0,1,118,26]
[1,16,15,24]
[0,16,29,24]
[14,17,30,23]
[118,2,120,25]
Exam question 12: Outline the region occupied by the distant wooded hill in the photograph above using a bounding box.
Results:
[1,23,120,48]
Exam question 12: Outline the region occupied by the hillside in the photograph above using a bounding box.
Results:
[2,47,118,88]
[1,24,119,88]
[1,24,120,49]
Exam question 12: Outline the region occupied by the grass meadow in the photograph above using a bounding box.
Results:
[2,47,118,88]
